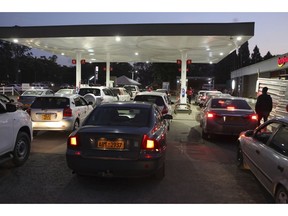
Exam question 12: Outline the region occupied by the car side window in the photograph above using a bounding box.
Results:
[269,125,288,156]
[255,122,280,145]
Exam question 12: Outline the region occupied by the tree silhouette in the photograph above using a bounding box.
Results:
[251,45,263,63]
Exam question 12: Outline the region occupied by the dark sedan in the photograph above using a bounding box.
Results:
[199,96,258,139]
[66,101,173,180]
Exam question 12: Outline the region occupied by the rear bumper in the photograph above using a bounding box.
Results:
[204,122,257,136]
[66,150,165,177]
[32,119,74,131]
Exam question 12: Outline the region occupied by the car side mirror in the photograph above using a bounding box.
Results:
[245,130,254,137]
[6,103,17,112]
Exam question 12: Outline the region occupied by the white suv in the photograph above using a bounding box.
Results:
[0,101,32,166]
[123,85,140,100]
[78,86,118,107]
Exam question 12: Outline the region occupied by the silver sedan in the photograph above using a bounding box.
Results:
[237,117,288,203]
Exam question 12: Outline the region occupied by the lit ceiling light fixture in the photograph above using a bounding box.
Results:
[220,52,224,56]
[209,61,213,64]
[237,36,242,41]
[13,39,18,43]
[89,53,94,55]
[206,48,210,51]
[61,53,65,55]
[115,36,121,42]
[91,58,96,61]
[88,49,94,52]
[135,52,139,56]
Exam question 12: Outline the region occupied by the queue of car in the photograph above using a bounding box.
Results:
[1,85,288,202]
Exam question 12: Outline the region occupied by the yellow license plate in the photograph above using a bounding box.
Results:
[97,140,124,149]
[42,114,51,120]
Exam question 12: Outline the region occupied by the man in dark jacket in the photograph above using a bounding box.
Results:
[255,87,273,126]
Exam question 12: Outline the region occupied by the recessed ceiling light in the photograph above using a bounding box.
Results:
[13,39,18,43]
[61,53,65,55]
[115,36,121,42]
[89,53,94,55]
[237,36,242,41]
[135,52,139,56]
[220,52,224,56]
[206,48,210,51]
[88,49,94,52]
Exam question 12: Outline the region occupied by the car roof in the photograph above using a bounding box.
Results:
[36,94,79,99]
[97,101,153,108]
[135,91,166,96]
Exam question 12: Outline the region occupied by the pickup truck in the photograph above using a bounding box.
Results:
[0,101,32,166]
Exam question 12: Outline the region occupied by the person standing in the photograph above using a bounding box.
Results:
[186,87,193,104]
[255,87,273,126]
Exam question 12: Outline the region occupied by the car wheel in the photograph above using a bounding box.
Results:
[275,186,288,203]
[154,163,165,180]
[73,120,79,131]
[12,131,31,166]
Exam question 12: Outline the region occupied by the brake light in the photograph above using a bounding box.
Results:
[207,112,214,118]
[63,107,72,117]
[68,135,79,147]
[162,105,168,114]
[26,108,31,116]
[250,114,258,121]
[227,106,235,110]
[141,134,159,150]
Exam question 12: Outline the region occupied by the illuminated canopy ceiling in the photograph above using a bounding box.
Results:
[0,22,254,64]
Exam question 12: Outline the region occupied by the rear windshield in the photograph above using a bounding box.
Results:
[211,99,252,110]
[31,97,70,109]
[84,107,150,127]
[134,95,165,106]
[78,88,100,96]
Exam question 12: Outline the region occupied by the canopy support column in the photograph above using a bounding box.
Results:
[106,54,111,87]
[75,51,82,91]
[180,50,188,104]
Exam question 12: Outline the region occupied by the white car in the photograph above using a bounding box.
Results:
[111,87,131,101]
[123,85,140,100]
[133,91,173,130]
[237,117,288,203]
[55,88,77,95]
[0,101,32,166]
[28,94,93,134]
[78,86,118,107]
[18,88,55,110]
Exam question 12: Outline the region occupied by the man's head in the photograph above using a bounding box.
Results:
[262,87,268,93]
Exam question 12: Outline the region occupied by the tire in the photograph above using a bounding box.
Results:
[275,186,288,203]
[12,131,31,167]
[72,120,79,131]
[154,163,165,180]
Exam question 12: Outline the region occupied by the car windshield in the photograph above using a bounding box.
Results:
[22,90,45,96]
[78,88,100,96]
[134,95,164,106]
[211,99,252,110]
[31,97,70,109]
[56,89,74,94]
[84,107,150,127]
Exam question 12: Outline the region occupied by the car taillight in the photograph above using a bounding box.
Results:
[63,107,72,117]
[207,112,214,118]
[162,105,168,114]
[68,135,79,147]
[250,114,258,121]
[141,134,159,150]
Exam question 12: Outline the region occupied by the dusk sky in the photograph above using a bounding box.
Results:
[1,1,288,65]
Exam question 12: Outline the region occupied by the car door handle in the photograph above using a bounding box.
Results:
[256,150,260,155]
[277,165,284,173]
